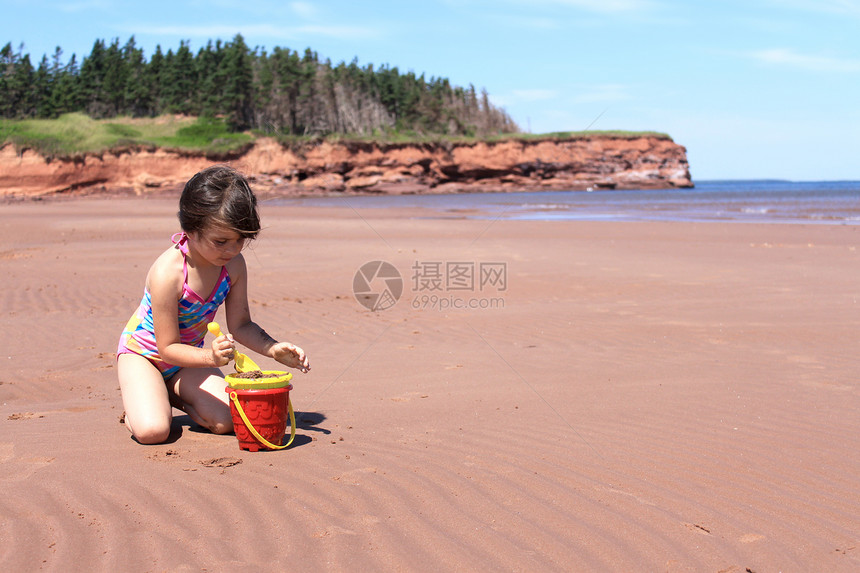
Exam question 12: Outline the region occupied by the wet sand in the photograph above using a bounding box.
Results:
[1,196,858,571]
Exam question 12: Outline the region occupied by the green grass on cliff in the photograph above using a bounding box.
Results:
[0,113,670,158]
[0,113,254,158]
[509,130,672,141]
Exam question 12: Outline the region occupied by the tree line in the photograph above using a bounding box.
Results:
[0,35,519,137]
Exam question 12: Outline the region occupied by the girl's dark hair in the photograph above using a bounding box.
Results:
[178,165,261,239]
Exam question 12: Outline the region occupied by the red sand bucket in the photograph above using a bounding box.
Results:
[225,371,295,452]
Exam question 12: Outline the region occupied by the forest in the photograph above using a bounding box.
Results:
[0,35,519,138]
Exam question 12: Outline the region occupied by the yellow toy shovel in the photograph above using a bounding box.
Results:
[207,322,261,373]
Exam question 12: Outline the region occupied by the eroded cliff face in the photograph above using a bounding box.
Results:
[0,135,692,197]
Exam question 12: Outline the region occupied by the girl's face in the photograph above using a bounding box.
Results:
[191,225,246,266]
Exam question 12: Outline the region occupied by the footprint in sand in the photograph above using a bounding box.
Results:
[684,522,712,535]
[389,392,430,402]
[147,449,181,461]
[200,456,243,468]
[0,248,40,260]
[7,412,45,420]
[313,525,357,538]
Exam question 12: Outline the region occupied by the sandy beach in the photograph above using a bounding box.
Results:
[1,195,858,571]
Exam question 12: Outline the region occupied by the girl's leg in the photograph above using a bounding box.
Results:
[117,353,173,444]
[170,368,233,435]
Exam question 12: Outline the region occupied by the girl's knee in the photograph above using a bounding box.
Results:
[133,423,171,444]
[207,415,234,435]
[128,415,172,444]
[185,401,233,435]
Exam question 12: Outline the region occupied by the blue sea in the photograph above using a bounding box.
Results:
[269,180,860,224]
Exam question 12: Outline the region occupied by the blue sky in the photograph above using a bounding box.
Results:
[3,0,859,180]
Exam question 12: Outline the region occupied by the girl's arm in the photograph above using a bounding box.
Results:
[149,253,233,368]
[224,255,310,373]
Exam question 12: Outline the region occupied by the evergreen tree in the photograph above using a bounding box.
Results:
[196,39,225,116]
[79,39,109,117]
[147,46,165,112]
[33,55,52,118]
[101,38,128,115]
[276,47,304,134]
[54,53,81,115]
[161,41,195,114]
[9,51,36,118]
[0,36,519,135]
[221,34,254,129]
[123,37,151,116]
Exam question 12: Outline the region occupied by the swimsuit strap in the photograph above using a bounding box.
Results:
[171,231,228,302]
[171,232,189,255]
[172,232,191,284]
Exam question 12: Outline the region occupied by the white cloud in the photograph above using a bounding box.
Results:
[450,0,659,14]
[515,17,563,29]
[491,89,559,108]
[496,85,631,108]
[133,23,377,42]
[749,48,860,73]
[515,0,658,12]
[55,0,113,12]
[293,24,378,39]
[290,2,317,19]
[513,89,560,101]
[764,0,860,17]
[571,84,632,104]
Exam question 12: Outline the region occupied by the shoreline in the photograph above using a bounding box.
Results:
[7,179,860,226]
[1,198,858,571]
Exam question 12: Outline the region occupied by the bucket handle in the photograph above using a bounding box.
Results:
[229,391,296,450]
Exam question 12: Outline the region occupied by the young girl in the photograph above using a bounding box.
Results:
[117,165,310,444]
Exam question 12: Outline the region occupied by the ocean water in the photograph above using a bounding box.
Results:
[268,180,860,224]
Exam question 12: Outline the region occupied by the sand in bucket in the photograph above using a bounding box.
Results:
[225,371,295,452]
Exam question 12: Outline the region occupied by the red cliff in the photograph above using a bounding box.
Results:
[0,134,692,197]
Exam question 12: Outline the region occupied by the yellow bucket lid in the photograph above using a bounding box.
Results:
[225,370,293,390]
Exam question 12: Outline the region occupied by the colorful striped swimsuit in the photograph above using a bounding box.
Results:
[117,233,231,381]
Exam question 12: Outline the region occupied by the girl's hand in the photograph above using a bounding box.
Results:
[272,342,310,373]
[211,334,235,367]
